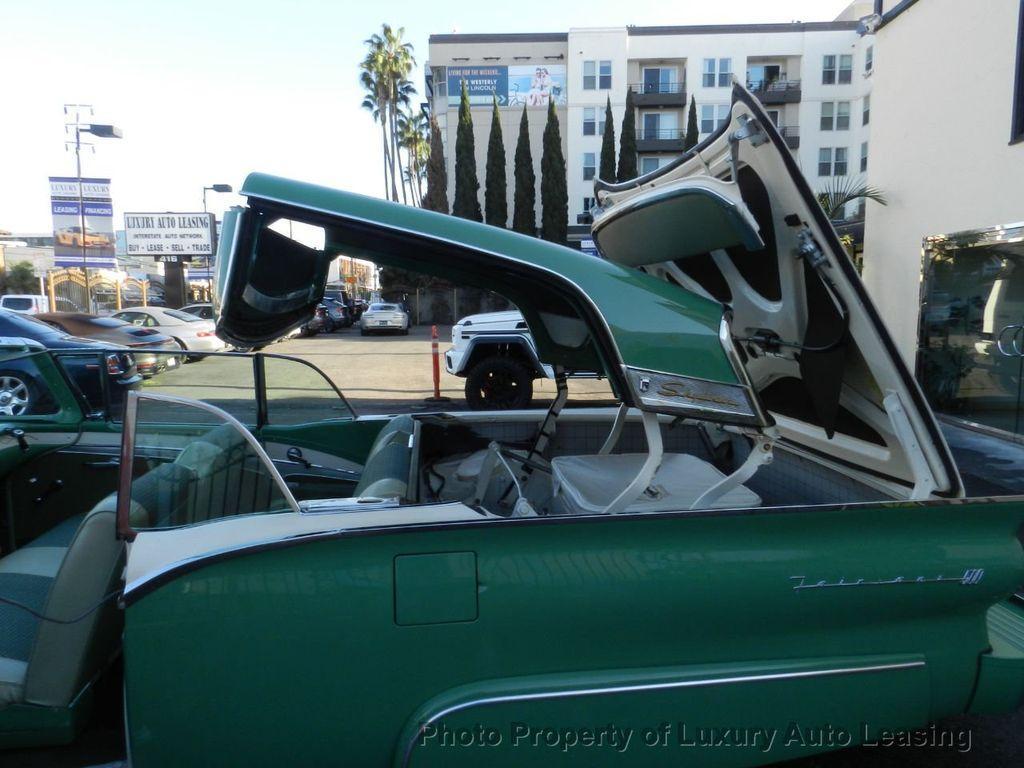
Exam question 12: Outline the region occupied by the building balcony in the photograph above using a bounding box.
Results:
[629,81,687,108]
[637,128,686,153]
[779,125,800,150]
[747,79,802,104]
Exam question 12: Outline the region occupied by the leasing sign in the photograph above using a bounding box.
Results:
[124,212,215,261]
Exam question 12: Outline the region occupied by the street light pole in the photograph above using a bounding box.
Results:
[64,106,122,313]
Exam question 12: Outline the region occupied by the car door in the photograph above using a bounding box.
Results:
[0,347,114,551]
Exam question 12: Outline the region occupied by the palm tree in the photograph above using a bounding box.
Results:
[816,176,887,220]
[398,107,430,205]
[360,25,417,204]
[359,77,394,201]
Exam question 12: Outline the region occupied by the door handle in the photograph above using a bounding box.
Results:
[84,458,120,469]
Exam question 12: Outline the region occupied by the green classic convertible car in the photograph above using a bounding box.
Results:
[3,85,1024,766]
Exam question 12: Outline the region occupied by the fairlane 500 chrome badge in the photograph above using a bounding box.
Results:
[790,569,985,590]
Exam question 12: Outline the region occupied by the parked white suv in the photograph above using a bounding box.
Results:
[445,310,551,409]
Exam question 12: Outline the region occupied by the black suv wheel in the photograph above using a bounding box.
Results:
[464,357,534,410]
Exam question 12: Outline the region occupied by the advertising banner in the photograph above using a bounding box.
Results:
[49,176,117,268]
[447,64,566,108]
[123,212,216,263]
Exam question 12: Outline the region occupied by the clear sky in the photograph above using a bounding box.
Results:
[0,0,854,233]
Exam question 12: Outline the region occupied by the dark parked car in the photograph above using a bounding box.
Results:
[322,298,351,330]
[299,304,329,337]
[35,312,182,377]
[0,308,140,415]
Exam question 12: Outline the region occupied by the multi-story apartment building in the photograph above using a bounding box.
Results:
[426,2,876,247]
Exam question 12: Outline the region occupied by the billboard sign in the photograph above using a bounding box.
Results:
[447,64,566,108]
[123,212,216,263]
[49,176,116,268]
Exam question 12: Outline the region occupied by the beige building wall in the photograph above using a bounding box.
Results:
[862,0,1024,363]
[429,37,569,228]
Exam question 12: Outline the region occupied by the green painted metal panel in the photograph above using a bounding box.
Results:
[968,601,1024,714]
[123,498,1024,767]
[394,552,478,626]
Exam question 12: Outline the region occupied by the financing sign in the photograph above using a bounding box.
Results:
[447,64,566,108]
[49,176,117,268]
[123,212,216,263]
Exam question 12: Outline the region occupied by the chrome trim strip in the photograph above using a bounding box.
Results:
[400,659,926,767]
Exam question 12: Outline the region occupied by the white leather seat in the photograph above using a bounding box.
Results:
[552,453,761,515]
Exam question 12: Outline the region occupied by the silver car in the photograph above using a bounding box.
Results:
[359,302,409,335]
[111,307,228,353]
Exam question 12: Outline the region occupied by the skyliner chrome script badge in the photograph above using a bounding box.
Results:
[790,569,985,590]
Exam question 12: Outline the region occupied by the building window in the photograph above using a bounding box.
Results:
[818,148,833,176]
[860,141,869,173]
[702,58,716,87]
[836,101,851,130]
[700,104,729,134]
[820,102,835,131]
[598,109,606,135]
[641,156,663,175]
[718,58,732,87]
[599,60,612,89]
[642,67,677,94]
[834,147,848,176]
[583,60,596,90]
[839,55,853,84]
[822,55,836,84]
[583,107,596,136]
[582,196,595,213]
[863,94,871,125]
[865,45,874,73]
[583,152,596,181]
[1014,0,1024,142]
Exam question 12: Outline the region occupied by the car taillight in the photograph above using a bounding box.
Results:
[196,330,214,337]
[106,353,126,375]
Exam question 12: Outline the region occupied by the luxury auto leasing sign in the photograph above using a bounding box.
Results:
[123,212,216,261]
[447,65,566,108]
[48,176,116,268]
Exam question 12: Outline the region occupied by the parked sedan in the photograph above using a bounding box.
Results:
[359,302,409,335]
[35,312,182,377]
[111,306,227,355]
[0,308,139,414]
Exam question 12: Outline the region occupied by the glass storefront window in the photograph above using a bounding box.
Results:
[918,222,1024,435]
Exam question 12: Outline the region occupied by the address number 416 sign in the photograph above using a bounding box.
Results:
[124,212,215,259]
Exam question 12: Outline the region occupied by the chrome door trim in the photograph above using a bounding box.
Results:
[400,658,926,767]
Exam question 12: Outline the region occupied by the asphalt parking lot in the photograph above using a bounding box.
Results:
[261,323,616,414]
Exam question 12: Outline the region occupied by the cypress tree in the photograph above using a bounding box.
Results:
[512,105,536,236]
[684,95,699,151]
[422,116,449,213]
[599,96,616,182]
[484,95,507,228]
[540,99,567,245]
[452,80,482,221]
[616,88,638,182]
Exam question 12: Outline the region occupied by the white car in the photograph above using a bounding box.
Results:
[359,302,409,335]
[111,307,227,354]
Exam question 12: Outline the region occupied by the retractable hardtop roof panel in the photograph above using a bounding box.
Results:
[591,83,961,497]
[214,173,768,427]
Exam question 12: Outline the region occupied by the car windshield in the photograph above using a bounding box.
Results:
[2,298,34,310]
[0,310,67,338]
[163,309,203,322]
[369,304,398,311]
